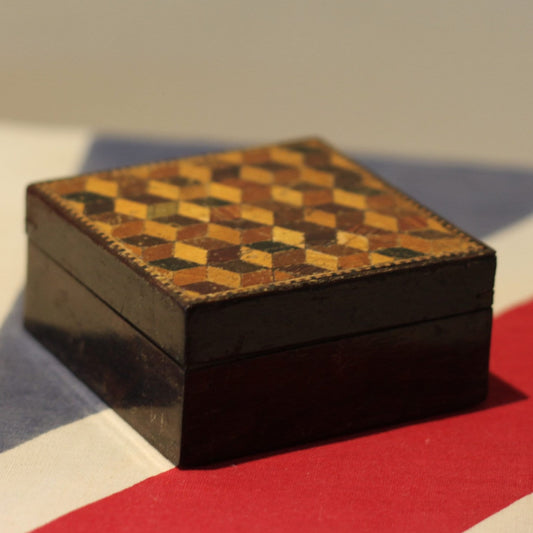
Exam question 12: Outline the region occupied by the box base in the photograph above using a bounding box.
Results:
[25,242,492,467]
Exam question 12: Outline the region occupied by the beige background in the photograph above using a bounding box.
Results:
[1,1,533,166]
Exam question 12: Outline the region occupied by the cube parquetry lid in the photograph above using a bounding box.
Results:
[26,138,495,367]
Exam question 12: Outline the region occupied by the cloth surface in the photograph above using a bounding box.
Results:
[1,130,532,532]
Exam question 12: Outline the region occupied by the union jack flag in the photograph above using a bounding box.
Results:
[1,132,532,532]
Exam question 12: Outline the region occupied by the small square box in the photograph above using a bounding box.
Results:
[24,138,495,467]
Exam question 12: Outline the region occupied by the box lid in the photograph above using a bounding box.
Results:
[26,138,495,368]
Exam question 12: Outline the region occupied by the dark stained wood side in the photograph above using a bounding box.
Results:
[181,308,492,467]
[24,243,184,464]
[24,242,493,468]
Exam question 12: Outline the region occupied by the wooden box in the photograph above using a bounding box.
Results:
[24,138,496,467]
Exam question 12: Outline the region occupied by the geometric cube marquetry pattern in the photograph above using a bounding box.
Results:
[41,138,482,298]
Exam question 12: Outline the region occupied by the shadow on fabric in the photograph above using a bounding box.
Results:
[0,292,106,453]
